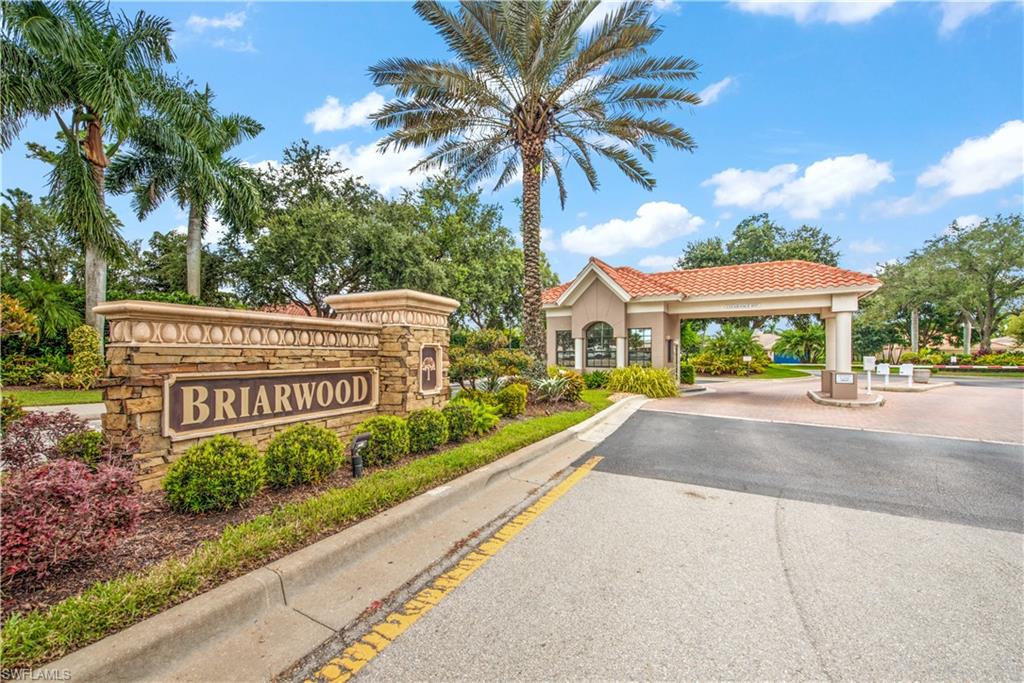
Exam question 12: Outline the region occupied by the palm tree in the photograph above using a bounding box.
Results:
[108,86,263,299]
[2,1,217,334]
[772,325,825,363]
[369,0,701,360]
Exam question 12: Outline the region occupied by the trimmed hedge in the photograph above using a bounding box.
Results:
[163,436,265,513]
[442,402,474,442]
[494,383,527,417]
[407,409,449,452]
[355,415,410,467]
[264,424,345,488]
[679,363,696,385]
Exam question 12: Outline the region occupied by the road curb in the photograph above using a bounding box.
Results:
[38,395,645,682]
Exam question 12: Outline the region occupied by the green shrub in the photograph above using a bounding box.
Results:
[972,351,1024,365]
[900,350,943,365]
[442,402,475,442]
[264,424,345,488]
[679,363,696,385]
[1,354,46,386]
[532,376,568,403]
[163,435,265,513]
[56,430,103,469]
[607,366,678,398]
[1,395,26,434]
[407,409,449,452]
[355,415,410,467]
[69,325,104,390]
[541,368,583,402]
[583,370,610,389]
[450,394,501,435]
[494,383,527,417]
[690,348,770,376]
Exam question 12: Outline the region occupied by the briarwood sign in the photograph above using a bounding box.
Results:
[164,368,378,439]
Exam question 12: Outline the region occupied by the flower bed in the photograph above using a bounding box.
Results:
[0,390,610,668]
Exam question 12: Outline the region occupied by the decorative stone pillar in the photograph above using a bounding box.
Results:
[326,290,459,415]
[615,337,626,368]
[573,338,584,372]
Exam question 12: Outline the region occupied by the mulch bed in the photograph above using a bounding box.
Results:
[1,399,589,617]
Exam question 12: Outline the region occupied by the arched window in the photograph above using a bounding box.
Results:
[586,322,615,368]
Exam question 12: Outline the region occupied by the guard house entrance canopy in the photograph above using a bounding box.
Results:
[542,258,881,376]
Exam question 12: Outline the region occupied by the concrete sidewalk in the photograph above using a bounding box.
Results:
[40,396,646,682]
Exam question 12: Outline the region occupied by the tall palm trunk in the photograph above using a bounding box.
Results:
[520,144,545,363]
[186,203,204,298]
[84,120,108,339]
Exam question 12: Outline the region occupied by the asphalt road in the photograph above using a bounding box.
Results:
[333,410,1023,681]
[582,409,1024,533]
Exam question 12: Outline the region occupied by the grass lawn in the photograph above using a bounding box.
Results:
[1,388,103,406]
[752,364,812,379]
[0,389,613,669]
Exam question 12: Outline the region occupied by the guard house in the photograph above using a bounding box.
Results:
[542,258,881,377]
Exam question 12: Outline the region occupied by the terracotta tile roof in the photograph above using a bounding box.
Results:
[542,257,880,303]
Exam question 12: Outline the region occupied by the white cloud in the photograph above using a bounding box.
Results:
[917,120,1024,198]
[304,92,387,133]
[560,202,704,257]
[329,140,432,195]
[731,1,895,24]
[939,2,993,35]
[703,154,893,219]
[187,10,246,32]
[698,77,735,106]
[241,159,281,174]
[637,254,679,271]
[955,214,983,229]
[580,0,678,33]
[211,37,256,53]
[847,237,884,254]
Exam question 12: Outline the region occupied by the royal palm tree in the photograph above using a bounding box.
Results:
[108,86,263,299]
[369,0,701,360]
[2,1,217,334]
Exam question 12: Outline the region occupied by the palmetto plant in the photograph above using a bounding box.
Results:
[107,86,263,299]
[369,0,701,360]
[2,0,218,332]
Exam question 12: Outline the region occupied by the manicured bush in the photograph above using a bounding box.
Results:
[264,424,345,488]
[69,325,104,390]
[1,410,89,471]
[1,395,26,434]
[355,415,410,467]
[407,408,449,452]
[0,353,46,386]
[163,435,265,513]
[583,370,610,389]
[690,348,770,376]
[450,394,501,435]
[442,402,475,442]
[1,459,139,582]
[679,363,696,385]
[494,383,527,417]
[971,351,1024,365]
[56,430,104,469]
[561,370,584,402]
[607,366,678,398]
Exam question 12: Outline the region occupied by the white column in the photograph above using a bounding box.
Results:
[573,337,584,371]
[615,337,626,368]
[824,316,837,371]
[835,311,853,372]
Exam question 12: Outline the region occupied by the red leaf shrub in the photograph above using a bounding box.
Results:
[0,410,89,471]
[1,459,140,582]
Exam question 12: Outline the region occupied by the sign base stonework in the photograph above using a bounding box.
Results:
[95,290,458,491]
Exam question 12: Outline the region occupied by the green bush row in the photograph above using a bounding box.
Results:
[679,363,696,385]
[1,390,613,670]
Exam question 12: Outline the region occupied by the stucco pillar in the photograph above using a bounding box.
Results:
[574,337,584,371]
[824,316,837,371]
[835,311,853,372]
[615,337,626,368]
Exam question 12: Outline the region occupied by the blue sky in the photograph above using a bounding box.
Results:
[3,1,1022,284]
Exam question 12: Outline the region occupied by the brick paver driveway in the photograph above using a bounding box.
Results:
[651,376,1023,443]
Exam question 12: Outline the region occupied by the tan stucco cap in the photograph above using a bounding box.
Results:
[326,289,459,315]
[93,300,380,331]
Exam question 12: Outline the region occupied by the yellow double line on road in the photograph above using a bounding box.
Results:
[306,456,604,682]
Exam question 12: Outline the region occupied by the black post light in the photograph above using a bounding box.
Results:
[350,432,370,478]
